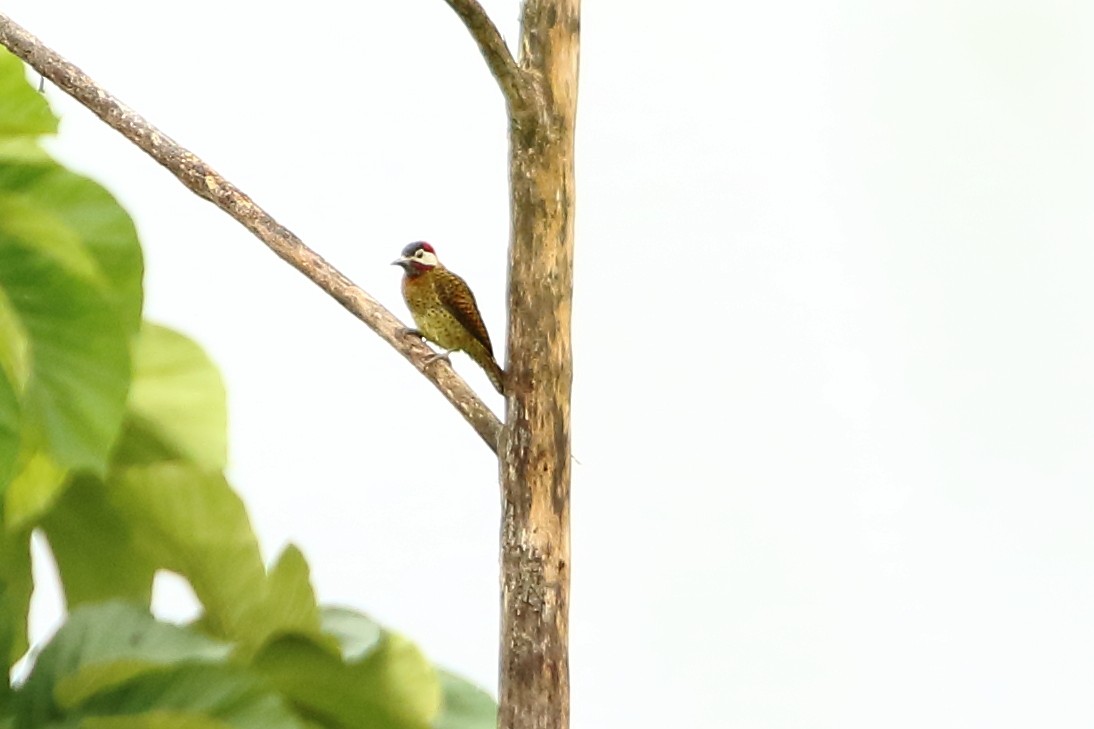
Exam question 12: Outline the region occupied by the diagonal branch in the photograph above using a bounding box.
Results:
[0,13,502,454]
[441,0,533,117]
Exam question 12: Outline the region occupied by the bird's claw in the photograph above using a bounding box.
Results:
[422,350,453,366]
[400,327,451,366]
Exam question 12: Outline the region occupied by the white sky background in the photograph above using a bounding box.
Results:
[7,0,1094,726]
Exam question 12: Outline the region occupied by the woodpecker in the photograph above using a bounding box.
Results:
[392,241,505,394]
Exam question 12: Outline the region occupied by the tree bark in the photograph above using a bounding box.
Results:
[440,1,579,723]
[498,2,579,729]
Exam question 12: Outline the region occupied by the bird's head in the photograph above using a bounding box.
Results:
[392,241,440,276]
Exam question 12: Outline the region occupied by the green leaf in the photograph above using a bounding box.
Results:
[128,325,226,471]
[0,159,143,491]
[0,370,19,492]
[319,607,382,662]
[0,137,52,164]
[4,448,66,532]
[0,50,57,137]
[0,277,28,392]
[0,236,129,475]
[0,164,144,336]
[253,625,441,729]
[0,195,104,289]
[0,526,31,669]
[233,545,326,659]
[107,463,267,643]
[102,462,325,655]
[76,665,305,729]
[110,418,183,467]
[41,475,156,608]
[433,671,496,729]
[44,454,318,652]
[12,601,229,727]
[83,715,237,729]
[13,608,298,729]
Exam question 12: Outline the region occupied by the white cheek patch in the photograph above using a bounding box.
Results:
[418,251,440,267]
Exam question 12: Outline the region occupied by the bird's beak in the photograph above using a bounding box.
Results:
[392,257,410,268]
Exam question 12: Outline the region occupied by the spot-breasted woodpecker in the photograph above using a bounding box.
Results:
[393,241,505,394]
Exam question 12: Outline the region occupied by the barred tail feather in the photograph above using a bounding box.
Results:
[473,350,506,395]
[485,358,506,395]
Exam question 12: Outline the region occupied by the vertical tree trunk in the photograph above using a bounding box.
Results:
[499,2,579,729]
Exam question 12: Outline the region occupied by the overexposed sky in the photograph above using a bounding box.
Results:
[9,1,1094,726]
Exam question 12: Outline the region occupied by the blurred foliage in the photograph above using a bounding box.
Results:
[0,49,495,729]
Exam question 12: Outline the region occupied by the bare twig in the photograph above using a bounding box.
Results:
[0,13,502,453]
[441,0,533,116]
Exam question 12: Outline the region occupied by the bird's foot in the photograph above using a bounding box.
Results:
[422,349,453,366]
[400,327,450,365]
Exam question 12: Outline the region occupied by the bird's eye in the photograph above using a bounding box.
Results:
[415,250,425,258]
